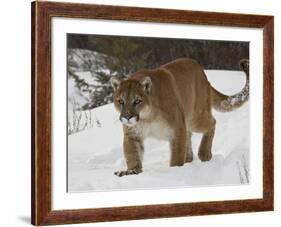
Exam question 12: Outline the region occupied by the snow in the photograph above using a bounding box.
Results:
[68,70,249,192]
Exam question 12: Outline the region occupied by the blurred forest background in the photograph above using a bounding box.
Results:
[67,34,249,110]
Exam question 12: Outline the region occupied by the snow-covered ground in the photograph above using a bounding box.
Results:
[68,70,249,192]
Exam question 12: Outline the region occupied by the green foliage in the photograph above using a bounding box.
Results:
[92,36,147,78]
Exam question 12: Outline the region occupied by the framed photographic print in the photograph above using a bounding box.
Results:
[31,1,274,226]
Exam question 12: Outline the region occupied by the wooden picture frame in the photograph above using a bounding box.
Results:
[31,1,274,226]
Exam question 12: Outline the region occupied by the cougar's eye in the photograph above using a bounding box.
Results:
[118,99,124,105]
[133,99,142,105]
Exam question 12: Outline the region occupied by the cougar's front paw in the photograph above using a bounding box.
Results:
[114,168,142,177]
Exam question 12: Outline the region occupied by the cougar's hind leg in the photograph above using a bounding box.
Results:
[185,131,193,163]
[198,116,216,162]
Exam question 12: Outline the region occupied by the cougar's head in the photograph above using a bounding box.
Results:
[110,76,152,127]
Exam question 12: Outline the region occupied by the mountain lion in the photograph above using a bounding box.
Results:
[110,58,249,177]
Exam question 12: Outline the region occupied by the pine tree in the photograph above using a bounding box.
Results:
[68,37,147,109]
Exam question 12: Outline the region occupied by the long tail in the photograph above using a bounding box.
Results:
[211,59,249,112]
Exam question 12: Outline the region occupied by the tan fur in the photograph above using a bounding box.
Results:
[111,58,249,177]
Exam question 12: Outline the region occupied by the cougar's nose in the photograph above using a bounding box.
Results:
[124,114,133,120]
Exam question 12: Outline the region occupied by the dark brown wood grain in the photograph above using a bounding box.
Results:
[31,1,274,226]
[262,17,274,210]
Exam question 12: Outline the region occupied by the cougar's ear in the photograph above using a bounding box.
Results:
[110,77,121,91]
[141,76,152,94]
